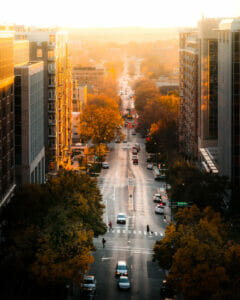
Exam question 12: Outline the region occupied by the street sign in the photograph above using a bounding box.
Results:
[177,202,188,206]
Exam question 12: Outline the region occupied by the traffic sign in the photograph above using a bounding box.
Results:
[177,202,188,206]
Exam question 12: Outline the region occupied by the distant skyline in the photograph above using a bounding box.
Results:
[1,0,240,28]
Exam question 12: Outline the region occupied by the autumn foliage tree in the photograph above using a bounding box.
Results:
[79,94,123,144]
[0,171,106,293]
[153,205,240,299]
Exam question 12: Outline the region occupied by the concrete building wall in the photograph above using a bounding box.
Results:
[14,40,29,67]
[14,61,45,184]
[16,30,72,172]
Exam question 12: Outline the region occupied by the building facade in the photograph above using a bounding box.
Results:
[179,29,198,158]
[0,30,15,206]
[72,66,104,95]
[14,40,29,67]
[14,62,45,184]
[218,19,240,185]
[197,17,222,150]
[15,29,72,172]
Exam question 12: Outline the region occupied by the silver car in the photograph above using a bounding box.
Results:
[82,275,96,293]
[118,276,130,290]
[117,213,126,224]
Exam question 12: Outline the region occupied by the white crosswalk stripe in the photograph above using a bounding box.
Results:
[107,229,163,237]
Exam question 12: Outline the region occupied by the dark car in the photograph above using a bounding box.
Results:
[160,280,176,298]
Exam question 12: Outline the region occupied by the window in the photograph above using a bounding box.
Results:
[37,49,42,58]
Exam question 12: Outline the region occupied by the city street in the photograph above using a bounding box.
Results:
[90,128,169,299]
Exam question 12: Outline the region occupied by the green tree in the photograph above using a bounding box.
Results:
[166,160,229,213]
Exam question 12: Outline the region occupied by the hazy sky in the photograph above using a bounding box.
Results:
[1,0,239,28]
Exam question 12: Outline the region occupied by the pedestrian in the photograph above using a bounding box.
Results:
[102,238,106,248]
[147,224,150,233]
[109,221,112,231]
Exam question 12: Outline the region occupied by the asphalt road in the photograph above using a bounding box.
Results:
[90,128,169,299]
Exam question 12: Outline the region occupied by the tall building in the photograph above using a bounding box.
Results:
[14,62,45,184]
[198,17,222,150]
[218,19,240,185]
[179,18,221,173]
[14,40,29,67]
[179,29,198,158]
[15,29,72,172]
[0,30,15,206]
[72,66,104,95]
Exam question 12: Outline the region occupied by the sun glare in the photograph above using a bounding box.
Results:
[0,0,239,27]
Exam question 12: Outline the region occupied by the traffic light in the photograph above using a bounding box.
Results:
[146,137,150,141]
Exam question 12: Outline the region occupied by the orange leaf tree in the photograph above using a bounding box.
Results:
[153,205,240,298]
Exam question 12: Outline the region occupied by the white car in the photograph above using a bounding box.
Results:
[116,261,128,276]
[82,275,96,292]
[117,213,126,224]
[147,163,153,170]
[102,162,109,169]
[118,276,130,290]
[155,204,164,214]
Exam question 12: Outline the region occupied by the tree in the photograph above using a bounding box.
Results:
[134,79,159,115]
[153,206,240,299]
[166,160,230,213]
[0,171,106,292]
[79,102,123,144]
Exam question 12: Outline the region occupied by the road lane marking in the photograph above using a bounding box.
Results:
[133,230,136,234]
[117,229,120,233]
[138,230,142,235]
[154,232,158,236]
[123,230,126,233]
[128,230,131,234]
[144,231,147,235]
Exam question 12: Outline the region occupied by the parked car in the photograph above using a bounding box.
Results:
[82,275,96,293]
[115,261,128,277]
[123,139,127,143]
[117,213,126,224]
[132,148,138,155]
[132,131,136,135]
[133,158,138,165]
[118,276,130,290]
[155,204,164,214]
[153,193,162,202]
[160,279,176,298]
[147,163,153,170]
[102,162,109,169]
